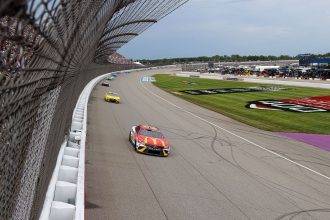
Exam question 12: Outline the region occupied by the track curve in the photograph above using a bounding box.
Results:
[86,68,330,220]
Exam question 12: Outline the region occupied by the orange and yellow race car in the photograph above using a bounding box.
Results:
[129,125,170,157]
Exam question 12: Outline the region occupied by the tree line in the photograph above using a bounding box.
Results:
[139,53,330,66]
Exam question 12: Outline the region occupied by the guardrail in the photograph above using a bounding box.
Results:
[39,65,175,220]
[39,73,99,220]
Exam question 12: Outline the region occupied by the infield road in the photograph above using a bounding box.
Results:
[86,68,330,220]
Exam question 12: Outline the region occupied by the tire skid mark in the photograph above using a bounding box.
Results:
[166,123,330,205]
[167,127,314,217]
[219,135,330,206]
[173,146,252,219]
[164,125,330,207]
[275,208,330,220]
[189,125,327,215]
[209,126,330,215]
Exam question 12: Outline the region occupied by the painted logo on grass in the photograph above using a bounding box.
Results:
[247,96,330,113]
[181,86,290,95]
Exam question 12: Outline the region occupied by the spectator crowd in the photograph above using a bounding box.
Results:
[107,52,134,65]
[0,16,41,77]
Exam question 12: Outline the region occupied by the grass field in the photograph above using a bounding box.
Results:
[153,74,330,134]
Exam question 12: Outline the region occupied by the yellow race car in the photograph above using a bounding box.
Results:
[104,91,120,103]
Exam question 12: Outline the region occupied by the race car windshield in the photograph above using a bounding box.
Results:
[139,129,163,138]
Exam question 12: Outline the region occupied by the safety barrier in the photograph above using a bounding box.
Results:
[39,71,111,220]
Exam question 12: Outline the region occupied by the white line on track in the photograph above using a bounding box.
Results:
[139,79,330,181]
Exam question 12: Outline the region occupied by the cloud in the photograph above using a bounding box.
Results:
[119,0,330,59]
[221,0,255,5]
[239,25,291,35]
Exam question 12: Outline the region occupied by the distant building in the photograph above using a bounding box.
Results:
[298,54,330,67]
[181,63,208,72]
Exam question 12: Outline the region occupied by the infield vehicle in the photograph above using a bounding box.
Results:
[104,91,120,103]
[129,125,170,157]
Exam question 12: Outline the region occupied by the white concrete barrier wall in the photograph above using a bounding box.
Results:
[40,66,174,220]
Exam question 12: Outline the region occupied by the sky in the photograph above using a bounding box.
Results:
[118,0,330,60]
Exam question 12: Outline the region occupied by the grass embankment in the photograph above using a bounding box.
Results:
[153,74,330,134]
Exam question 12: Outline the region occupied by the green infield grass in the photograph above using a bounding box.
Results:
[153,74,330,134]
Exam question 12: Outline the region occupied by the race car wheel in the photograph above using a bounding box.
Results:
[129,131,132,143]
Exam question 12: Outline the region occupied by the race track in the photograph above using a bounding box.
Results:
[85,68,330,220]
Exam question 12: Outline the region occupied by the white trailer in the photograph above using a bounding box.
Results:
[254,65,280,72]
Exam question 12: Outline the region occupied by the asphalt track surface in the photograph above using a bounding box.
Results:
[86,68,330,220]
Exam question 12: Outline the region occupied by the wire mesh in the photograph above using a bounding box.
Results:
[0,0,188,219]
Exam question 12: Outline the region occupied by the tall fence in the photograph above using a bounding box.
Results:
[0,0,188,219]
